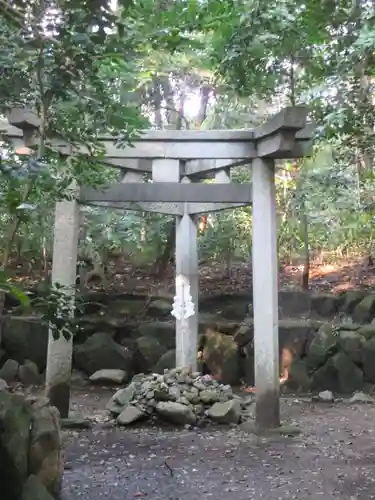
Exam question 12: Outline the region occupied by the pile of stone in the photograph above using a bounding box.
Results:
[106,367,253,426]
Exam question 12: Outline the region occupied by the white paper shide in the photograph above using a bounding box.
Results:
[171,274,195,321]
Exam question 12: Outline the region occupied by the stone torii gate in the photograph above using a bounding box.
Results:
[1,106,313,428]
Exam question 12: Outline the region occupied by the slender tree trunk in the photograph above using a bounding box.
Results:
[300,199,309,290]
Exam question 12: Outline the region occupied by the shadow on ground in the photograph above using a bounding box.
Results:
[62,389,375,499]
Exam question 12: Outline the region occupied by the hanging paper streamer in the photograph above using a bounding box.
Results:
[171,275,195,321]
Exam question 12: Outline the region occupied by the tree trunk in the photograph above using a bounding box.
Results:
[151,83,187,278]
[300,200,310,290]
[151,220,176,277]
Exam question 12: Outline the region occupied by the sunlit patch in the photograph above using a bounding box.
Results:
[15,146,33,156]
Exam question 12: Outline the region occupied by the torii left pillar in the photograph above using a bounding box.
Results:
[45,198,80,417]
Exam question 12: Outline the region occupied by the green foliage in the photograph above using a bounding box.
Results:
[31,283,85,341]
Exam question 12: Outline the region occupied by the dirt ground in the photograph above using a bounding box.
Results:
[61,388,375,500]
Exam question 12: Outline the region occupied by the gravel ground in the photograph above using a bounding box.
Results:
[61,389,375,499]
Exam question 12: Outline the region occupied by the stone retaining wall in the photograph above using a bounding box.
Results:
[2,290,375,393]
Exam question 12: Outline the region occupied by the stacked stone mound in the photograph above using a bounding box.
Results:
[107,367,252,426]
[0,385,63,500]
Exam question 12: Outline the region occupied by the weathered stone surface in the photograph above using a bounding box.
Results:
[117,405,145,425]
[135,336,166,372]
[362,336,375,383]
[348,392,374,404]
[220,301,248,320]
[70,369,89,386]
[21,475,54,500]
[18,360,42,386]
[316,390,334,402]
[28,404,63,497]
[2,317,48,371]
[106,368,241,427]
[278,290,311,318]
[340,290,365,315]
[285,359,311,392]
[338,330,364,364]
[153,349,176,373]
[242,343,254,386]
[279,319,315,358]
[307,324,338,369]
[89,369,127,384]
[311,361,337,392]
[202,330,240,385]
[138,322,175,349]
[207,400,241,424]
[310,294,339,317]
[0,358,19,383]
[113,386,135,407]
[148,299,172,317]
[156,401,196,425]
[109,298,147,316]
[312,352,363,394]
[331,352,363,394]
[353,295,375,323]
[60,416,91,429]
[0,378,9,391]
[73,332,133,376]
[0,391,32,500]
[233,318,253,347]
[357,324,375,340]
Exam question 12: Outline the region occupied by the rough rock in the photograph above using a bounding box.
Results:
[70,369,89,386]
[233,318,253,347]
[148,299,172,317]
[2,318,48,371]
[353,294,375,323]
[113,386,135,406]
[28,404,63,497]
[362,336,375,383]
[207,400,241,424]
[285,359,311,392]
[0,358,19,383]
[60,416,91,429]
[89,369,127,384]
[153,349,176,373]
[311,361,337,392]
[135,336,166,372]
[338,330,364,364]
[138,322,175,349]
[21,475,55,500]
[106,367,249,427]
[307,324,338,369]
[310,294,339,317]
[312,351,363,394]
[331,351,363,394]
[279,320,315,358]
[357,324,375,340]
[117,405,145,425]
[202,330,241,385]
[316,390,334,402]
[18,360,42,386]
[0,391,31,500]
[73,332,133,376]
[0,378,9,391]
[340,290,365,315]
[155,401,196,425]
[348,392,374,404]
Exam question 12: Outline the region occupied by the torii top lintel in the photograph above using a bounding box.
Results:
[1,106,314,165]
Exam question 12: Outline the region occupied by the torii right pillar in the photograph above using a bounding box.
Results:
[251,157,280,428]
